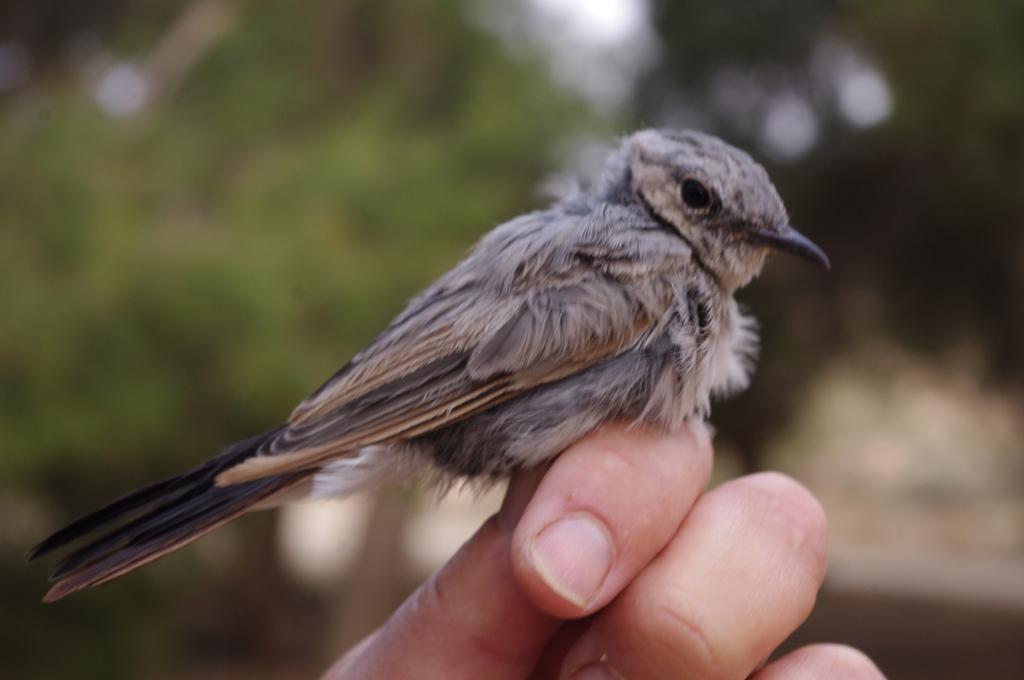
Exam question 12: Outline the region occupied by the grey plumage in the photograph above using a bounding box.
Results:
[29,129,827,600]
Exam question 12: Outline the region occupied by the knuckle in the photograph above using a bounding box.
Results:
[623,585,721,676]
[737,472,828,576]
[562,426,637,479]
[578,425,651,469]
[410,569,449,618]
[580,423,710,492]
[411,567,523,667]
[587,438,641,479]
[813,644,885,679]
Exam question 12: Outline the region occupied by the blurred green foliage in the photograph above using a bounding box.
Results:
[1,0,587,483]
[2,1,591,676]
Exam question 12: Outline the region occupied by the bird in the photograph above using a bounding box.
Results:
[28,128,828,602]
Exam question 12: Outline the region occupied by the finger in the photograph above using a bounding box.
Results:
[322,470,558,680]
[560,472,828,679]
[511,420,713,618]
[752,644,886,679]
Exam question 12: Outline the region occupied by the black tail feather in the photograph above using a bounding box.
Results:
[49,479,224,580]
[26,474,197,562]
[29,427,308,601]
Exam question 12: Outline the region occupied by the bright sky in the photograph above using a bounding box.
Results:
[528,0,648,46]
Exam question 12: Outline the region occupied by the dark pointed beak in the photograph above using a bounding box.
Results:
[748,224,830,270]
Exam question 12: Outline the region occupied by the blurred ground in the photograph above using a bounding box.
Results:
[2,1,1022,677]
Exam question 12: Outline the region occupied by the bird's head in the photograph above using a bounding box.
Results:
[625,128,829,290]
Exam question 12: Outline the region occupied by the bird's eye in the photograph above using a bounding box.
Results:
[681,178,712,210]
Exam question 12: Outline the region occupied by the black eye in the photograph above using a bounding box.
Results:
[681,178,712,210]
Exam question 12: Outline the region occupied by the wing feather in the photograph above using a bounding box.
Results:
[216,257,676,485]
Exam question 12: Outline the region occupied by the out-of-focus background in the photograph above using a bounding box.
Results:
[2,0,1022,677]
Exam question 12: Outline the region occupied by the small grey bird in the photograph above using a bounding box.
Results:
[29,129,828,601]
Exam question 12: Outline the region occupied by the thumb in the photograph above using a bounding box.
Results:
[322,470,559,680]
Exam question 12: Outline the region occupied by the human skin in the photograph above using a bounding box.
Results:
[322,423,884,679]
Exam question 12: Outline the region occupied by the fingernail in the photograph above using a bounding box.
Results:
[570,662,626,679]
[529,512,613,609]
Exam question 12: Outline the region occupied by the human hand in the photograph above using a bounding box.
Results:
[323,423,883,679]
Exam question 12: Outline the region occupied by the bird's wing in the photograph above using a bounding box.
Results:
[216,266,675,485]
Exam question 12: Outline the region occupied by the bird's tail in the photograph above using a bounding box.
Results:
[27,427,310,602]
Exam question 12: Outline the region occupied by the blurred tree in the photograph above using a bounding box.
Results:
[638,0,1024,469]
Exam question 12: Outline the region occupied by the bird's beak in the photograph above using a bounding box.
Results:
[748,224,830,270]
